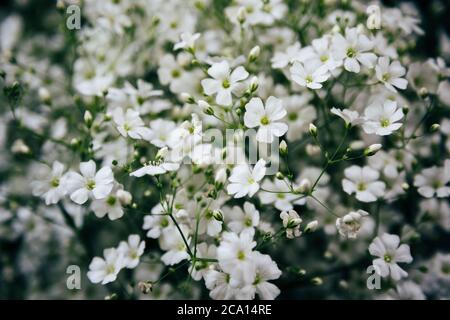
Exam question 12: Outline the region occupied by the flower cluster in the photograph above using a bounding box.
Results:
[1,0,449,300]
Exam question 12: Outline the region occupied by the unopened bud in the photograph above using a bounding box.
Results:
[311,277,323,286]
[237,7,247,24]
[297,178,311,194]
[212,210,224,222]
[181,92,195,104]
[248,46,260,62]
[84,111,93,127]
[11,139,30,154]
[249,76,258,92]
[364,143,382,156]
[430,123,440,132]
[117,190,132,205]
[309,123,317,138]
[276,172,284,180]
[38,87,51,104]
[138,281,153,294]
[304,220,318,233]
[279,140,288,156]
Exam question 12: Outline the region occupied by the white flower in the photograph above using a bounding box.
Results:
[148,119,176,148]
[65,160,114,205]
[342,165,386,202]
[190,243,217,281]
[205,270,238,300]
[113,108,152,141]
[243,96,288,143]
[217,230,257,284]
[174,32,200,51]
[280,210,302,239]
[160,225,191,266]
[91,185,131,221]
[130,148,180,177]
[309,36,342,71]
[369,233,413,281]
[201,61,249,106]
[118,234,145,269]
[225,202,260,234]
[414,162,450,198]
[332,28,377,73]
[336,210,369,239]
[143,211,172,239]
[198,209,223,237]
[31,161,67,205]
[259,179,301,211]
[363,100,404,136]
[331,107,364,127]
[271,42,314,69]
[375,57,408,92]
[87,248,125,285]
[227,159,266,198]
[290,61,330,89]
[243,252,282,300]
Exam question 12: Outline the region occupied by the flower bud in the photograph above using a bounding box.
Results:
[38,87,51,104]
[117,190,132,205]
[215,167,227,184]
[248,45,260,62]
[237,7,247,24]
[279,140,288,156]
[181,92,195,104]
[309,123,317,138]
[306,144,321,156]
[304,220,318,233]
[364,143,382,156]
[138,281,153,294]
[249,76,258,92]
[276,172,284,180]
[212,210,224,222]
[84,110,93,127]
[297,178,311,194]
[11,139,30,154]
[430,123,440,132]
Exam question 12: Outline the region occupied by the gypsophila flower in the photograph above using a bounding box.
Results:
[87,248,125,285]
[118,234,145,269]
[201,61,249,106]
[342,165,386,202]
[375,57,408,92]
[369,233,413,281]
[336,210,369,239]
[31,161,67,205]
[243,96,288,143]
[331,107,364,127]
[363,100,404,136]
[290,61,330,89]
[414,160,450,198]
[280,210,302,239]
[65,160,114,205]
[227,159,267,198]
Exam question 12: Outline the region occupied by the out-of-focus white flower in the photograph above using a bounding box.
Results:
[366,5,381,30]
[375,57,408,92]
[87,248,125,285]
[342,165,386,202]
[190,243,217,281]
[280,209,302,239]
[336,210,369,239]
[113,108,152,141]
[118,234,145,269]
[414,161,450,198]
[130,148,180,177]
[369,233,413,281]
[363,100,404,136]
[91,185,131,220]
[259,179,301,211]
[160,225,191,266]
[65,160,114,205]
[31,161,67,205]
[225,202,260,234]
[243,96,288,143]
[201,61,249,106]
[331,107,364,127]
[227,159,266,198]
[174,32,201,51]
